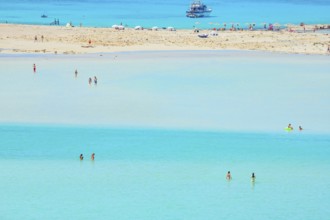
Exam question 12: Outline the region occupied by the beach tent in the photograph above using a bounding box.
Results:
[209,31,218,36]
[273,23,281,31]
[66,23,72,28]
[167,27,176,31]
[134,26,143,30]
[112,25,125,30]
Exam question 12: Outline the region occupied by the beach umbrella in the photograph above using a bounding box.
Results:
[167,27,176,31]
[152,26,159,31]
[134,26,143,30]
[117,25,125,30]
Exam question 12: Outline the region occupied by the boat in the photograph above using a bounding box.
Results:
[198,34,208,38]
[186,1,212,18]
[41,14,48,18]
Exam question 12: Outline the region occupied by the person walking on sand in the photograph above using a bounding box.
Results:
[226,171,232,180]
[33,64,36,73]
[34,35,37,42]
[80,154,84,160]
[41,35,44,42]
[91,153,95,161]
[88,77,92,85]
[89,39,91,45]
[328,45,330,53]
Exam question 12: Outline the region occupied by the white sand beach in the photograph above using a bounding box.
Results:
[0,24,330,55]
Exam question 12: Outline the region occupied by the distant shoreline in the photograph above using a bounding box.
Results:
[0,49,327,59]
[1,23,330,55]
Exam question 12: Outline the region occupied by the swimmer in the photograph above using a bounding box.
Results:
[91,153,95,161]
[226,171,232,180]
[251,172,256,182]
[299,126,303,131]
[288,123,293,130]
[80,154,84,160]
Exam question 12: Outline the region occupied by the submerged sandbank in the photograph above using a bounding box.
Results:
[0,50,329,133]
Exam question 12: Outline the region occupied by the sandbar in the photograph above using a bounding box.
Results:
[0,24,329,55]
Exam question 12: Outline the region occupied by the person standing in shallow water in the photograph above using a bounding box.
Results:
[91,153,95,161]
[251,173,256,182]
[75,69,78,78]
[33,64,36,73]
[94,76,97,85]
[226,171,232,180]
[88,77,92,85]
[80,154,84,160]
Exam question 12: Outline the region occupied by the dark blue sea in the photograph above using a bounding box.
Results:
[1,0,329,29]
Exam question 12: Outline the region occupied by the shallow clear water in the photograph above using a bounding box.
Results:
[0,49,329,218]
[1,51,330,133]
[0,124,330,219]
[1,0,329,28]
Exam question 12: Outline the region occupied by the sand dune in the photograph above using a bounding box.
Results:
[0,24,329,55]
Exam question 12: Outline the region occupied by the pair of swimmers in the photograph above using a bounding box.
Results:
[226,171,256,182]
[286,124,303,131]
[80,153,95,161]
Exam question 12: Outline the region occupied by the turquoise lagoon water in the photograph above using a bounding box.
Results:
[1,124,330,220]
[0,49,330,219]
[1,0,330,29]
